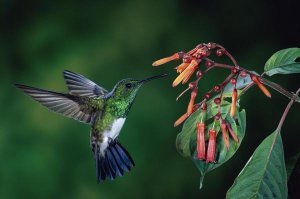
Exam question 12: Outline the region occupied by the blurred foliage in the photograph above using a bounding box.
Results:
[0,0,299,198]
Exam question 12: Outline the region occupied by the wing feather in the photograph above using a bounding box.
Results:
[63,70,107,98]
[15,84,100,124]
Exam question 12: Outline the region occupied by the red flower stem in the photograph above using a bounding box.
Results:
[209,62,299,102]
[176,87,190,101]
[215,44,238,66]
[204,65,215,73]
[276,88,300,131]
[214,62,254,74]
[195,75,203,84]
[213,63,233,70]
[224,51,238,67]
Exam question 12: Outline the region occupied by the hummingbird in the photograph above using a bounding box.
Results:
[15,70,167,182]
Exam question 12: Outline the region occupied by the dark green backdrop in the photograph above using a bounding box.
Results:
[1,0,299,198]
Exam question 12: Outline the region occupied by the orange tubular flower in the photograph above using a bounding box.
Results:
[174,112,188,127]
[182,60,199,84]
[172,68,191,87]
[230,88,237,117]
[196,122,206,160]
[176,62,190,73]
[172,60,199,87]
[226,123,239,143]
[152,53,181,67]
[250,74,271,98]
[187,89,198,115]
[221,120,230,150]
[206,129,217,163]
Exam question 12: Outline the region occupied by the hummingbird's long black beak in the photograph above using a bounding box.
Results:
[139,73,169,84]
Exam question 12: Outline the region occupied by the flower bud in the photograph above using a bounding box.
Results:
[187,89,198,115]
[216,49,224,56]
[189,82,197,89]
[231,67,238,74]
[174,113,188,127]
[214,97,221,105]
[240,71,247,78]
[250,74,271,98]
[204,93,211,100]
[230,78,237,85]
[214,85,220,92]
[196,70,203,78]
[205,60,213,68]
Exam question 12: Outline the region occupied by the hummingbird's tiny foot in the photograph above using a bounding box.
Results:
[114,136,119,143]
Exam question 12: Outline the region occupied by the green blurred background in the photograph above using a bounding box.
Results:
[1,0,299,198]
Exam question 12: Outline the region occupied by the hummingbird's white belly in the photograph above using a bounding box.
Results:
[104,118,126,139]
[100,118,126,155]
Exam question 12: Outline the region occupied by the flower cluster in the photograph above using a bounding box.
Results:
[153,42,271,163]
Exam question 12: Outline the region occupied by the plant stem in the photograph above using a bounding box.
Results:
[276,88,300,131]
[215,44,238,66]
[212,62,300,103]
[213,63,233,70]
[260,78,300,103]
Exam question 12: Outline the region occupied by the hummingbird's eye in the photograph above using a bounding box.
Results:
[125,83,132,88]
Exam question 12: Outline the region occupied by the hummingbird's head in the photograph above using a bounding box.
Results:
[110,73,168,104]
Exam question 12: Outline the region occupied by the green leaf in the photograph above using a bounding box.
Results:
[226,130,287,199]
[264,48,300,76]
[286,152,300,180]
[175,94,246,188]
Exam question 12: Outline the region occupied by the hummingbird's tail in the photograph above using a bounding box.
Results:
[93,139,135,182]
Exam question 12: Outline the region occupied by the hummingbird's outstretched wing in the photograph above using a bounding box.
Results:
[63,70,108,98]
[15,84,101,124]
